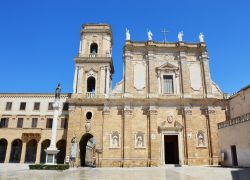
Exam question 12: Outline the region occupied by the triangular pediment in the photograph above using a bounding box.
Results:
[156,62,178,71]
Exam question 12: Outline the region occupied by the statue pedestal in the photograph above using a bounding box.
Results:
[45,147,60,164]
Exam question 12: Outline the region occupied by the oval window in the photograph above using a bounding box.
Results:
[86,112,92,120]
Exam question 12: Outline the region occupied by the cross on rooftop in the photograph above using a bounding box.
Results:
[161,28,168,43]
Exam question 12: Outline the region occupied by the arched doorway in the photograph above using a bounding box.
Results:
[56,139,66,164]
[10,139,22,163]
[25,139,37,163]
[79,133,96,167]
[0,139,8,163]
[40,139,50,164]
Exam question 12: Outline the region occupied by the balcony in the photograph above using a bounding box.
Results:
[86,92,96,98]
[218,112,250,129]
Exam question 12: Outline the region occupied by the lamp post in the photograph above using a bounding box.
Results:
[45,84,61,164]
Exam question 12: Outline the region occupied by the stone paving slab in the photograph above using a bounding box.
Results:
[0,164,250,180]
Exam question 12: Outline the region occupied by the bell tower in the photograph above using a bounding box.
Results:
[73,24,114,97]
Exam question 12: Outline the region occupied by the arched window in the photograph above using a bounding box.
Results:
[90,43,98,55]
[87,77,96,93]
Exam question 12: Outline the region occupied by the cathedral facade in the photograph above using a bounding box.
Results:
[0,24,227,167]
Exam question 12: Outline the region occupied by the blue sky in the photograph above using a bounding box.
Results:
[0,0,249,94]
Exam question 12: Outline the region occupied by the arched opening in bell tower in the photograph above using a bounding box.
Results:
[90,43,98,55]
[79,133,96,167]
[87,77,96,93]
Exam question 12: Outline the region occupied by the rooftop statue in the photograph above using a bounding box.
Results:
[148,30,153,41]
[178,31,184,42]
[55,83,61,99]
[126,28,130,41]
[199,32,205,42]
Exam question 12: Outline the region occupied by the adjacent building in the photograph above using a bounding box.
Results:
[218,85,250,167]
[0,23,227,167]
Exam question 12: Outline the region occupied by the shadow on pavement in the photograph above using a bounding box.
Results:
[231,168,250,180]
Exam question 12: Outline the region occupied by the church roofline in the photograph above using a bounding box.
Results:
[123,40,207,52]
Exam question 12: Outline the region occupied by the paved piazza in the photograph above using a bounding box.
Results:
[0,164,250,180]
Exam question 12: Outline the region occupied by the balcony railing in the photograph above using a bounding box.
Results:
[86,92,96,98]
[218,112,250,129]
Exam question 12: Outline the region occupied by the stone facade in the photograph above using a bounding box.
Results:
[0,23,227,167]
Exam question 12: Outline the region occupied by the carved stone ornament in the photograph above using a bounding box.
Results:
[167,113,174,123]
[158,120,183,132]
[86,68,97,78]
[85,121,91,132]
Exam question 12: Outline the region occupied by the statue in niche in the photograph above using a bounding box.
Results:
[111,132,119,148]
[135,132,144,148]
[197,131,205,147]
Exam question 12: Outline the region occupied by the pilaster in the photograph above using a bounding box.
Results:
[4,141,11,163]
[20,142,27,163]
[35,141,42,164]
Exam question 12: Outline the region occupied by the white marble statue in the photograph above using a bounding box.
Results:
[199,32,205,42]
[178,31,184,42]
[147,30,153,41]
[126,28,130,41]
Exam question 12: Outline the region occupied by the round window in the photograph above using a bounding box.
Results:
[86,112,92,120]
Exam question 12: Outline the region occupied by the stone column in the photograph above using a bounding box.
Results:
[4,140,11,163]
[77,67,84,94]
[106,67,110,95]
[20,141,27,163]
[157,72,161,94]
[45,97,60,164]
[35,141,42,164]
[100,67,106,95]
[78,39,82,54]
[73,66,78,94]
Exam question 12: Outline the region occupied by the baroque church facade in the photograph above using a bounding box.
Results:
[0,24,227,167]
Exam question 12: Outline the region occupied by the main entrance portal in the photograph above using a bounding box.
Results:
[164,135,179,164]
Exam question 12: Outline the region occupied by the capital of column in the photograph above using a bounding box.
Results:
[182,106,192,115]
[123,104,132,115]
[205,106,216,115]
[148,106,158,115]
